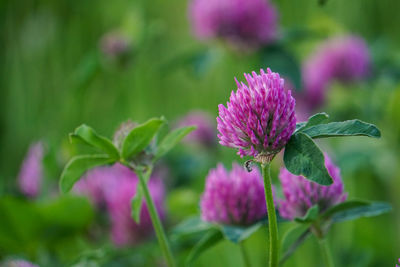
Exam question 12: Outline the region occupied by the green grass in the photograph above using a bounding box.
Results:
[1,0,400,265]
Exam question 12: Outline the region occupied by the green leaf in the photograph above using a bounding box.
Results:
[301,120,381,139]
[37,195,94,228]
[155,121,170,146]
[121,118,165,160]
[280,224,311,264]
[333,202,392,222]
[305,113,329,127]
[154,126,196,161]
[321,200,370,219]
[186,229,223,265]
[131,189,143,223]
[220,221,264,243]
[69,247,111,267]
[70,124,119,159]
[294,205,319,223]
[60,154,115,194]
[130,168,152,223]
[171,217,213,238]
[283,132,333,185]
[0,197,42,252]
[295,122,306,131]
[296,113,329,132]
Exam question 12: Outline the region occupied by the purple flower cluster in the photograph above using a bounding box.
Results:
[278,154,347,220]
[189,0,278,49]
[2,259,39,267]
[106,174,165,246]
[74,163,165,246]
[17,142,44,198]
[396,258,400,267]
[73,164,129,207]
[303,35,370,108]
[177,111,216,147]
[217,68,296,158]
[200,163,268,225]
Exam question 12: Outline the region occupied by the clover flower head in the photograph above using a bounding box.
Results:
[200,163,269,225]
[189,0,278,49]
[17,142,44,198]
[217,68,296,160]
[278,154,347,220]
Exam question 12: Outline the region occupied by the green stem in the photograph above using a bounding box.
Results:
[261,163,278,267]
[318,238,334,267]
[239,242,252,267]
[137,167,176,267]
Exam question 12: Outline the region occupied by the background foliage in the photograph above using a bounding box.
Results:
[1,0,399,266]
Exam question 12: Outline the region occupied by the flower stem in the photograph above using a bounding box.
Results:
[318,238,334,267]
[239,241,252,267]
[261,163,278,267]
[137,168,176,267]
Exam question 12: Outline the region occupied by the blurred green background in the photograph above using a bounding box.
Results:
[1,0,400,266]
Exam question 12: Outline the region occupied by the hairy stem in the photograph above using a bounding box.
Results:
[318,238,334,267]
[136,167,176,267]
[261,163,278,267]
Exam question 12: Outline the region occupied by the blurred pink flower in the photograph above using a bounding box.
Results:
[303,35,370,109]
[177,111,216,147]
[189,0,278,49]
[278,154,347,220]
[3,259,39,267]
[17,142,44,198]
[217,68,296,159]
[292,93,312,123]
[200,163,269,225]
[73,163,130,207]
[106,176,165,246]
[74,163,166,246]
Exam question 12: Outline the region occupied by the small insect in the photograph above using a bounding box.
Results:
[244,160,254,172]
